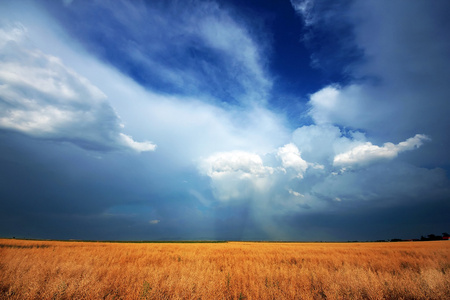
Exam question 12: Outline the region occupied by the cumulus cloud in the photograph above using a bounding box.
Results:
[292,124,369,166]
[333,134,429,167]
[0,23,155,152]
[201,151,264,202]
[277,143,308,178]
[291,123,429,170]
[201,144,312,202]
[202,151,273,179]
[200,151,274,201]
[200,127,431,208]
[304,83,380,136]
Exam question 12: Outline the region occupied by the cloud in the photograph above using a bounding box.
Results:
[200,144,312,203]
[333,134,430,167]
[288,189,304,198]
[306,84,388,133]
[118,133,156,152]
[293,0,450,167]
[0,22,155,152]
[292,124,368,166]
[197,11,271,100]
[46,0,271,104]
[200,144,311,205]
[200,127,432,212]
[287,0,450,227]
[277,143,308,178]
[200,151,274,201]
[290,0,315,25]
[307,85,367,126]
[311,162,450,206]
[0,3,288,157]
[292,123,430,170]
[202,151,273,179]
[0,0,449,241]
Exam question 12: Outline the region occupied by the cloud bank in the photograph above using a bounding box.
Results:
[0,22,155,152]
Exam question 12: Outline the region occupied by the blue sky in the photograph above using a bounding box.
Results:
[0,0,449,241]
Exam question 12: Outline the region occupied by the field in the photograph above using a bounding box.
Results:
[0,239,449,299]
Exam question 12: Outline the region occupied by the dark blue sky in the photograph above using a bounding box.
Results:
[0,0,449,241]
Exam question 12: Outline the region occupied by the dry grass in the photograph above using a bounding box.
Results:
[0,239,449,299]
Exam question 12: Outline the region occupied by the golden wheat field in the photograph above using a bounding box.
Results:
[0,239,449,299]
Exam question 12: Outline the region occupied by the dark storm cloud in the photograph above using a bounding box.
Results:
[0,131,212,240]
[279,192,450,242]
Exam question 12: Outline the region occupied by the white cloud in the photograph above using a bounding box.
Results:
[200,151,274,201]
[307,84,379,129]
[277,143,308,178]
[292,124,368,166]
[0,21,27,45]
[333,134,430,167]
[290,0,316,25]
[67,0,271,104]
[108,83,291,165]
[308,85,341,125]
[293,124,340,163]
[288,188,304,197]
[198,14,271,100]
[2,5,288,159]
[198,129,429,207]
[201,144,312,202]
[149,219,160,225]
[202,151,273,179]
[292,124,430,170]
[118,133,156,153]
[0,23,156,152]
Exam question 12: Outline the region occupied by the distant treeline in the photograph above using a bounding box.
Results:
[389,232,449,242]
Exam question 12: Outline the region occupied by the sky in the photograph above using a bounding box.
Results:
[0,0,449,241]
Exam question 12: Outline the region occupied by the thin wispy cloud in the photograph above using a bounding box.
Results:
[47,0,271,105]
